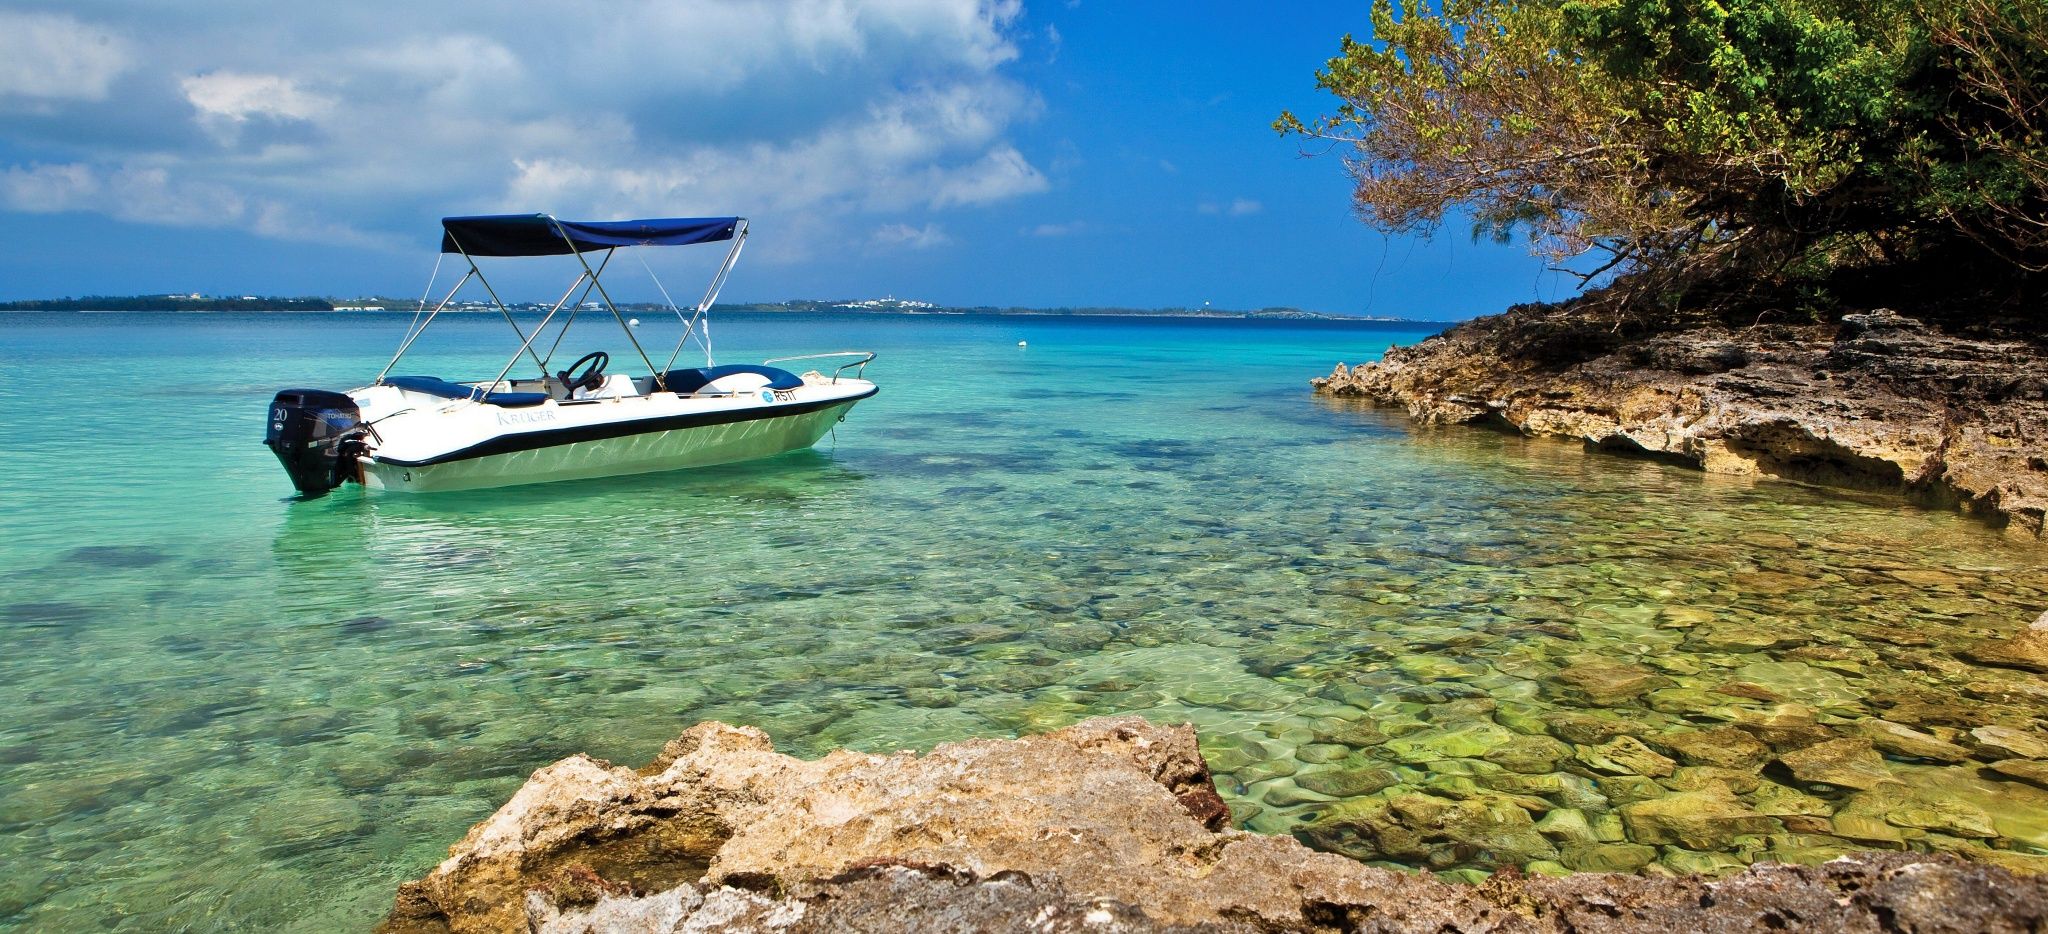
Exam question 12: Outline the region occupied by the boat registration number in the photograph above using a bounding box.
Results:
[773,389,796,402]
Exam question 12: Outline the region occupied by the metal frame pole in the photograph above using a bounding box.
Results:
[376,267,475,383]
[539,250,612,369]
[451,239,551,378]
[664,219,748,372]
[479,275,585,401]
[547,217,666,391]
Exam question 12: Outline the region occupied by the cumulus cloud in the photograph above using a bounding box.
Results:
[0,12,133,103]
[182,72,333,123]
[0,161,384,247]
[931,145,1049,207]
[0,0,1046,254]
[870,222,951,250]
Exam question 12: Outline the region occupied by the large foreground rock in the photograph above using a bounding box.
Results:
[1312,308,2048,540]
[381,717,2048,933]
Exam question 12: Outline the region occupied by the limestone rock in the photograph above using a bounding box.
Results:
[1294,762,1398,798]
[1575,735,1678,777]
[1555,661,1667,706]
[1971,725,2048,760]
[1543,711,1632,745]
[1857,719,1972,763]
[1988,758,2048,790]
[1298,792,1559,869]
[1312,308,2048,540]
[1777,738,1903,791]
[1381,722,1515,763]
[1652,727,1773,771]
[1734,704,1836,751]
[1560,842,1659,873]
[1666,766,1763,795]
[1482,734,1575,774]
[1620,787,1778,849]
[1309,717,1389,749]
[1963,612,2048,672]
[383,718,2048,933]
[1830,814,1906,847]
[1532,808,1600,846]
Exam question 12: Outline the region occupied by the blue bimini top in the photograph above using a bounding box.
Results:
[441,214,741,257]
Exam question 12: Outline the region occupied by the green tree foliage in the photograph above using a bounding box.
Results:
[1279,0,2048,322]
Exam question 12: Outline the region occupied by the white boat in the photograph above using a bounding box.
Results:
[264,213,876,496]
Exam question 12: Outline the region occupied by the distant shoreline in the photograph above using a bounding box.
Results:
[0,299,1446,325]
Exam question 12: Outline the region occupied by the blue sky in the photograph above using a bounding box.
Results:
[0,2,1577,317]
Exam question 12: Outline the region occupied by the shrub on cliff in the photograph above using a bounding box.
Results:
[1278,0,2048,327]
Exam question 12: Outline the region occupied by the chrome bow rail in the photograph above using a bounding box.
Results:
[762,351,876,383]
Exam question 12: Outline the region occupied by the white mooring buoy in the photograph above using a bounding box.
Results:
[1018,340,1027,347]
[628,318,640,327]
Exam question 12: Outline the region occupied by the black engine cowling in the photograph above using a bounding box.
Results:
[264,389,367,497]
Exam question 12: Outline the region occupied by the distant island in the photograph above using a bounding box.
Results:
[0,292,1431,323]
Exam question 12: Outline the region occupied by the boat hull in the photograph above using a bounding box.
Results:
[359,397,861,493]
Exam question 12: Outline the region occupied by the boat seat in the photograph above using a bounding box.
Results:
[652,364,803,394]
[384,375,550,407]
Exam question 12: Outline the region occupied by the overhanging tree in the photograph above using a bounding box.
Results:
[1279,0,2048,324]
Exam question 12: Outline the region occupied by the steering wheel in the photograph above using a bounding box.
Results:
[557,351,610,395]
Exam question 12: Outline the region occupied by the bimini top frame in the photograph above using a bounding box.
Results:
[376,213,751,396]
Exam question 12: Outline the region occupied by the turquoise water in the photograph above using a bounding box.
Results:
[2,311,2046,929]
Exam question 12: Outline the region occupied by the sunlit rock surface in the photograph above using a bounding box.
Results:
[381,717,2048,933]
[1313,309,2048,541]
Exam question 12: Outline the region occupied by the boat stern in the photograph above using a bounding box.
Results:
[264,388,368,497]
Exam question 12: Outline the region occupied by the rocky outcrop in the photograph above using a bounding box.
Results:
[382,717,2048,933]
[1312,309,2048,541]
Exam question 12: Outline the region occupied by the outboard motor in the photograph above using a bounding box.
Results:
[264,389,368,497]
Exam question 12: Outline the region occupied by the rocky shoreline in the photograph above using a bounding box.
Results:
[378,717,2048,933]
[1312,309,2047,541]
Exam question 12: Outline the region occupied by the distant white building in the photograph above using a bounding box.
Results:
[833,297,937,310]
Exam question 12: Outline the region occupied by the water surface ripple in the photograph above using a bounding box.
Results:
[2,312,2045,929]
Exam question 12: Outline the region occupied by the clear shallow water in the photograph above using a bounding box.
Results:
[2,311,2046,929]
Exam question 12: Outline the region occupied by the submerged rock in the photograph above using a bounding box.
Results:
[1970,725,2048,760]
[1554,661,1666,706]
[381,717,2048,933]
[1574,735,1678,777]
[1989,758,2048,790]
[1652,727,1773,771]
[1962,612,2048,672]
[1856,719,1971,762]
[1777,738,1903,791]
[1299,791,1560,869]
[1294,762,1398,797]
[1619,787,1777,849]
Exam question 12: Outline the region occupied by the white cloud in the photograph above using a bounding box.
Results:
[0,12,133,103]
[499,82,1045,257]
[0,164,100,212]
[930,145,1048,207]
[0,161,384,247]
[870,222,951,250]
[0,0,1044,253]
[181,72,335,143]
[1025,221,1085,237]
[182,72,333,123]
